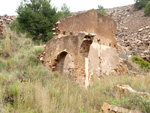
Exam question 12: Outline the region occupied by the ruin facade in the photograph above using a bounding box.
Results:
[40,10,127,86]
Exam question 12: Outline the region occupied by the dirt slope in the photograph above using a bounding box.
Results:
[107,5,150,61]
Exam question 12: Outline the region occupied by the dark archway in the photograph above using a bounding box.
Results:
[80,40,93,57]
[56,51,68,74]
[56,51,74,76]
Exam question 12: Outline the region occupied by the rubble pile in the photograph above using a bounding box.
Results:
[101,102,141,113]
[107,5,150,61]
[100,84,149,113]
[0,15,16,38]
[115,84,150,97]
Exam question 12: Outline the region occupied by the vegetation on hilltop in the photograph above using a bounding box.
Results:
[57,3,72,20]
[144,1,150,16]
[97,5,108,15]
[9,0,72,43]
[134,0,149,9]
[16,0,58,43]
[134,0,150,16]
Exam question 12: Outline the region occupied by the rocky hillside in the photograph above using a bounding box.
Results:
[0,15,16,38]
[107,5,150,62]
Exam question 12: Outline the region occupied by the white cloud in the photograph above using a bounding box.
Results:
[0,0,135,15]
[51,0,135,12]
[0,0,21,15]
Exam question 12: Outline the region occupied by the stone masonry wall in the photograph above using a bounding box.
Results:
[41,10,128,86]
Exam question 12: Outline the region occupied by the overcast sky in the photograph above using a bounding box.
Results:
[0,0,135,15]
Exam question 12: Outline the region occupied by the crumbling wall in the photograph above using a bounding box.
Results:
[40,10,128,85]
[42,32,94,84]
[53,10,117,46]
[0,15,16,38]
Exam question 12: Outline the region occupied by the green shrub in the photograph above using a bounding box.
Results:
[0,48,2,55]
[131,56,150,72]
[98,10,108,15]
[109,94,150,113]
[97,5,108,15]
[140,96,150,113]
[8,20,25,35]
[8,81,20,96]
[28,47,44,55]
[109,98,119,106]
[0,58,5,69]
[79,107,86,113]
[134,0,149,9]
[144,1,150,16]
[16,0,58,43]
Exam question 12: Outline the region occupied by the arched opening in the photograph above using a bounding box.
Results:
[109,43,111,47]
[80,39,93,88]
[56,51,67,74]
[80,40,93,57]
[55,51,74,76]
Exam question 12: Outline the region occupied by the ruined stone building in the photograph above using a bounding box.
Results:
[40,10,127,86]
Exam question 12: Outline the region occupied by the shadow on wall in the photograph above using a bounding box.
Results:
[80,40,93,57]
[55,51,75,77]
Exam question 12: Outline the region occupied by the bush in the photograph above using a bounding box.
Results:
[134,0,149,9]
[144,1,150,16]
[16,0,58,43]
[8,20,24,35]
[109,94,150,113]
[0,58,5,69]
[131,56,150,72]
[97,5,108,15]
[0,48,2,55]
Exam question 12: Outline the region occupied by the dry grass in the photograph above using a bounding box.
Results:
[0,29,150,113]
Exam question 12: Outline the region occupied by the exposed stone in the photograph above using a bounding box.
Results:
[118,44,128,61]
[0,15,16,38]
[145,26,150,29]
[138,28,144,32]
[123,27,128,30]
[107,5,150,62]
[115,85,150,97]
[100,102,142,113]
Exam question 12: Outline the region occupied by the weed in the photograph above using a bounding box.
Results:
[132,56,150,72]
[0,28,150,113]
[109,98,119,106]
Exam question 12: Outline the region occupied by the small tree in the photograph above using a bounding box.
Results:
[61,3,72,18]
[57,3,72,20]
[98,5,105,10]
[16,0,58,42]
[144,1,150,16]
[97,5,107,15]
